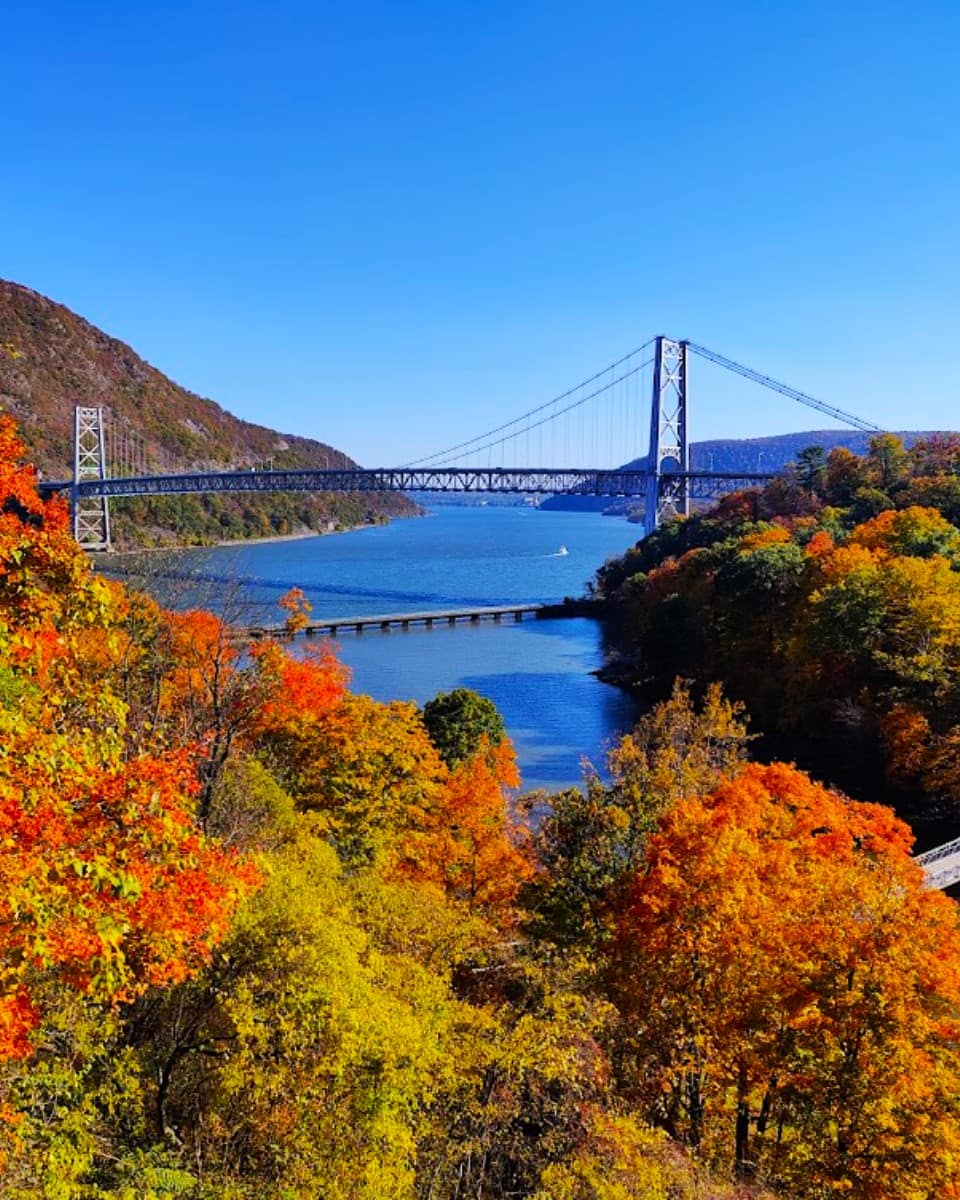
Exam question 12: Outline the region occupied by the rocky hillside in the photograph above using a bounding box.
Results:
[0,280,417,547]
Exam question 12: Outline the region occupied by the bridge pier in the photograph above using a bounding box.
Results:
[72,407,112,551]
[644,337,690,532]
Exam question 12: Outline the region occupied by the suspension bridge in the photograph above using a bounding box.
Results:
[42,335,883,553]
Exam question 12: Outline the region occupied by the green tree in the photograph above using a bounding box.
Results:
[867,433,909,492]
[422,687,506,769]
[792,444,827,494]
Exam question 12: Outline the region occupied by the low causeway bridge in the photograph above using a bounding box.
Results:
[239,601,567,639]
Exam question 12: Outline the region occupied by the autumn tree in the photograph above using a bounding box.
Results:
[522,683,751,950]
[153,607,260,826]
[823,445,868,507]
[532,1106,776,1200]
[0,419,260,1065]
[0,416,263,1200]
[607,761,960,1196]
[866,432,909,492]
[257,687,445,862]
[397,736,531,915]
[111,823,472,1198]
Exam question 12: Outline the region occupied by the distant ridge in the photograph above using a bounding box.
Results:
[0,280,416,546]
[541,429,950,513]
[689,429,944,473]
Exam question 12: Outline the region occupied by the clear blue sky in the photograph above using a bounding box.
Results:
[4,0,959,463]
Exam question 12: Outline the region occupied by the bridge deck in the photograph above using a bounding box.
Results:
[240,602,550,638]
[40,466,774,501]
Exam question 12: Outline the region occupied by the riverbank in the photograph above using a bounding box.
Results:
[93,512,420,560]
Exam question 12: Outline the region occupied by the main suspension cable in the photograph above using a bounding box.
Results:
[409,357,654,465]
[401,338,657,467]
[686,342,884,433]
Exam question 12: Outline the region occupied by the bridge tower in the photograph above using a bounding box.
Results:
[72,406,112,552]
[643,336,690,532]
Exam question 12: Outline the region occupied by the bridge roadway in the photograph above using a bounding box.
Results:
[234,599,602,640]
[241,602,550,638]
[41,466,774,501]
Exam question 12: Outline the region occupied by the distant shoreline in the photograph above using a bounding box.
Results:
[93,515,415,559]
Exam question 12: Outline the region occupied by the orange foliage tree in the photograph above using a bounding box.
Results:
[397,737,532,915]
[252,649,532,908]
[607,761,960,1197]
[523,682,752,951]
[0,733,259,1059]
[250,635,348,733]
[0,418,260,1061]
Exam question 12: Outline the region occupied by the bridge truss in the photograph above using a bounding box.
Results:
[51,465,772,503]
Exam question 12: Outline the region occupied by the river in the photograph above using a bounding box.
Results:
[114,506,644,792]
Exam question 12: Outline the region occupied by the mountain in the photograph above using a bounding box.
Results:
[0,280,417,547]
[540,429,949,514]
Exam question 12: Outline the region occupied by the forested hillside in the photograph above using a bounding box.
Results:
[595,434,960,841]
[2,414,959,1197]
[0,280,416,546]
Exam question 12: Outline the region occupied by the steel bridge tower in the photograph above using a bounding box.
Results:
[72,406,112,551]
[644,336,690,532]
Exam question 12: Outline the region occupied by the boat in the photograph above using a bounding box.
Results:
[557,545,569,556]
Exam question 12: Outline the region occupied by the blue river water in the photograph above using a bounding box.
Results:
[128,507,644,792]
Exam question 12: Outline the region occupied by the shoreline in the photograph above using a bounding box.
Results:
[94,515,412,559]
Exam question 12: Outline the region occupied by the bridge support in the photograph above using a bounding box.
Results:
[644,337,690,532]
[72,406,112,551]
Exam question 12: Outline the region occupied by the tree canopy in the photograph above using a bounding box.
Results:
[422,687,507,768]
[0,415,957,1199]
